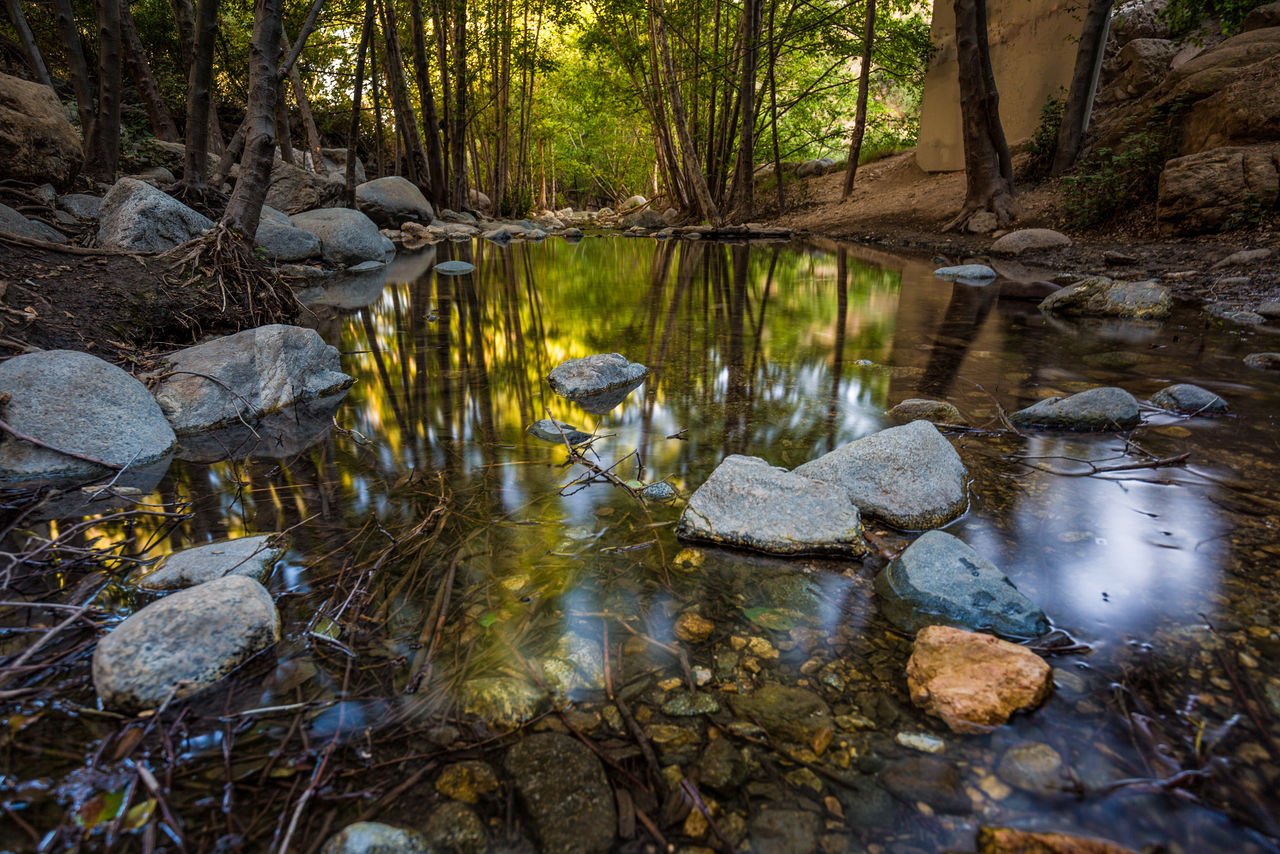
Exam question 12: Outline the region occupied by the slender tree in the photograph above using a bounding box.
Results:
[409,0,446,205]
[182,0,220,191]
[84,0,123,181]
[52,0,94,134]
[222,0,283,236]
[346,0,375,207]
[728,0,762,216]
[1052,0,1112,176]
[3,0,52,87]
[120,0,180,142]
[842,0,875,198]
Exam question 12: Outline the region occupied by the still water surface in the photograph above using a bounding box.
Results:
[9,236,1280,852]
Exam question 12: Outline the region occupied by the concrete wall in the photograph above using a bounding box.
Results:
[916,0,1086,172]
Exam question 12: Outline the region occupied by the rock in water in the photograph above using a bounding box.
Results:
[1038,277,1172,319]
[290,208,390,267]
[876,530,1049,639]
[422,802,487,854]
[149,325,353,435]
[990,228,1072,255]
[355,176,434,228]
[1009,387,1140,431]
[794,420,969,530]
[1245,352,1280,370]
[976,826,1139,854]
[97,178,213,252]
[996,742,1071,795]
[887,398,965,425]
[879,756,973,814]
[677,454,868,556]
[461,676,546,729]
[0,72,83,189]
[321,822,429,854]
[728,685,832,744]
[129,535,285,590]
[526,418,592,445]
[547,354,649,413]
[748,810,822,854]
[505,733,616,854]
[906,625,1053,733]
[1150,383,1228,414]
[434,260,475,275]
[92,575,280,713]
[934,264,997,282]
[0,350,176,485]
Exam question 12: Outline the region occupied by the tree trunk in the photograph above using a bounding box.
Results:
[222,0,283,237]
[729,0,762,217]
[409,0,446,205]
[183,0,220,189]
[85,0,123,181]
[450,0,468,209]
[170,0,196,70]
[52,0,95,134]
[121,0,180,142]
[275,75,294,165]
[347,0,375,207]
[212,118,247,184]
[370,42,384,178]
[652,0,720,225]
[1052,0,1112,176]
[3,0,52,87]
[380,0,426,185]
[944,0,1015,230]
[768,0,783,208]
[841,0,875,199]
[281,26,328,176]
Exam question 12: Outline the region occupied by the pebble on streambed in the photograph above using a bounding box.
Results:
[127,534,285,590]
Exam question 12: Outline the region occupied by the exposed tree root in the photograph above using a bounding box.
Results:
[162,181,230,221]
[941,186,1018,232]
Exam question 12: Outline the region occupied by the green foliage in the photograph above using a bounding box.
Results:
[1021,92,1065,182]
[1159,0,1271,36]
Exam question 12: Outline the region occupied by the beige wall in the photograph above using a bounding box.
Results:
[916,0,1086,172]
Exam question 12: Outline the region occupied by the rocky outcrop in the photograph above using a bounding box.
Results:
[1009,387,1141,431]
[1156,144,1280,235]
[264,159,345,214]
[876,530,1050,638]
[129,535,285,590]
[906,625,1053,733]
[149,325,354,435]
[677,454,869,556]
[97,178,213,252]
[355,176,434,227]
[0,72,82,190]
[794,420,969,529]
[290,207,393,266]
[92,575,279,713]
[1038,277,1172,319]
[547,354,649,413]
[505,733,616,854]
[0,350,176,485]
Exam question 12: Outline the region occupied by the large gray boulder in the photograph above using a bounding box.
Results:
[0,202,67,243]
[623,209,668,229]
[97,178,213,252]
[264,159,345,214]
[149,325,354,435]
[255,205,321,262]
[0,350,176,484]
[505,733,616,854]
[1009,387,1141,431]
[1038,277,1172,319]
[677,455,869,556]
[793,420,969,530]
[92,575,279,713]
[0,72,82,190]
[129,535,286,590]
[290,207,391,267]
[876,530,1049,639]
[355,176,434,227]
[547,354,649,414]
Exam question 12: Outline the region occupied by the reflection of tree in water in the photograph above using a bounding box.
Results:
[918,281,999,399]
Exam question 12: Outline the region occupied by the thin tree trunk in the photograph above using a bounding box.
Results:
[212,119,247,184]
[183,0,220,189]
[281,26,328,176]
[842,0,875,198]
[53,0,95,134]
[409,0,446,205]
[170,0,196,70]
[371,43,385,178]
[450,0,468,209]
[223,0,283,236]
[275,75,294,165]
[120,0,179,141]
[279,0,326,76]
[3,0,52,87]
[431,0,451,196]
[379,0,425,185]
[768,0,783,208]
[347,0,374,207]
[85,0,123,181]
[729,0,762,216]
[975,0,1012,186]
[1052,0,1112,176]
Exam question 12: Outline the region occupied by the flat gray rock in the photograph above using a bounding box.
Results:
[547,354,648,413]
[434,260,475,275]
[1010,387,1140,431]
[990,228,1072,255]
[57,193,102,220]
[321,822,429,854]
[150,325,353,435]
[526,418,592,445]
[355,175,434,228]
[92,575,280,713]
[0,202,67,243]
[1038,277,1172,319]
[129,535,285,590]
[505,733,616,854]
[678,455,869,556]
[0,350,176,484]
[794,420,968,530]
[876,530,1049,639]
[290,207,388,267]
[97,177,213,251]
[1150,383,1228,414]
[934,264,996,281]
[1245,352,1280,370]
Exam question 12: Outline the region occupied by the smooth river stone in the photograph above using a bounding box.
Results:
[1009,386,1140,431]
[434,260,475,275]
[128,534,285,590]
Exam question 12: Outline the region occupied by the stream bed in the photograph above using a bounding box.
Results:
[3,235,1280,853]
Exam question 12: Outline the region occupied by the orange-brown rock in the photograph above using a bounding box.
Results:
[976,826,1139,854]
[906,625,1052,734]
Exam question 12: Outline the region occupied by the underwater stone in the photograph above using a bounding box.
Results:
[505,733,616,854]
[1009,387,1140,431]
[128,534,285,590]
[434,260,475,275]
[1150,383,1228,414]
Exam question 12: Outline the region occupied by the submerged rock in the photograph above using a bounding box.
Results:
[1150,383,1228,414]
[906,625,1053,733]
[129,534,285,590]
[461,676,546,730]
[422,802,487,854]
[794,420,969,530]
[996,742,1070,795]
[887,398,965,425]
[0,349,176,485]
[526,418,592,445]
[505,733,616,854]
[1038,277,1172,319]
[320,822,429,854]
[149,325,353,435]
[748,810,822,854]
[876,530,1049,639]
[677,454,869,556]
[727,684,832,744]
[640,481,677,501]
[547,354,648,413]
[1009,387,1141,431]
[92,575,280,713]
[976,826,1139,854]
[97,177,213,252]
[435,761,500,804]
[879,756,972,814]
[1245,352,1280,370]
[934,264,997,281]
